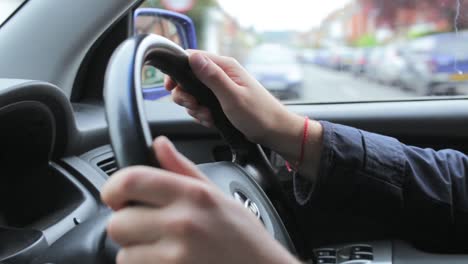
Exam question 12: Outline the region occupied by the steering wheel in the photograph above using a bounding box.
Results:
[32,34,297,264]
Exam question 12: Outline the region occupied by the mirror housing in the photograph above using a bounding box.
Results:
[133,8,198,100]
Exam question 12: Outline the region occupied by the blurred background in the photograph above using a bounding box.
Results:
[140,0,468,102]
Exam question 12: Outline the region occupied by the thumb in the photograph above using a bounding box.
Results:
[153,136,209,183]
[189,52,238,101]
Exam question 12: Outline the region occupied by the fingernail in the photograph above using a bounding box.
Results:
[201,121,211,127]
[158,136,177,152]
[184,102,193,109]
[156,135,169,145]
[190,53,208,70]
[180,101,191,108]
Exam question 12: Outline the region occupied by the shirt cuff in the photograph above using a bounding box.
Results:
[294,121,405,208]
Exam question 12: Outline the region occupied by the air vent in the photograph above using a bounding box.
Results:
[97,156,117,176]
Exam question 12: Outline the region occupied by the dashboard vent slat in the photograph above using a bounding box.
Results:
[97,157,117,176]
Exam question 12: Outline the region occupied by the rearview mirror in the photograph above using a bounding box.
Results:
[134,8,197,100]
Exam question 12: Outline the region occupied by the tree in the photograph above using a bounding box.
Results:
[365,0,468,31]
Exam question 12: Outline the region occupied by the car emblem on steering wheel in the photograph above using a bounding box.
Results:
[233,191,262,221]
[244,199,261,219]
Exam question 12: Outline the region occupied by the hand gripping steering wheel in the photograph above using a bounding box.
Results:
[33,35,298,264]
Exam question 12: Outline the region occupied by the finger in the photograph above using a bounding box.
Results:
[186,108,201,122]
[195,106,213,122]
[117,240,182,264]
[153,136,209,183]
[186,109,213,127]
[171,87,198,110]
[188,52,239,101]
[164,75,177,91]
[108,206,164,246]
[116,244,156,264]
[101,166,196,210]
[186,107,213,127]
[187,50,253,87]
[187,49,236,67]
[198,119,214,128]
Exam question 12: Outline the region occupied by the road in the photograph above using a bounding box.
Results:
[291,65,417,102]
[157,65,416,103]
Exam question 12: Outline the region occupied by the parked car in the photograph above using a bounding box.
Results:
[351,47,373,75]
[314,49,333,67]
[329,47,355,71]
[364,47,385,81]
[298,49,318,64]
[244,44,303,100]
[374,44,408,85]
[399,32,468,95]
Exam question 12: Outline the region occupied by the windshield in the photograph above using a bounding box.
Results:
[141,0,468,103]
[0,0,26,27]
[246,45,297,65]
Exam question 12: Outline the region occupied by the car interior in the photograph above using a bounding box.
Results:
[1,0,468,264]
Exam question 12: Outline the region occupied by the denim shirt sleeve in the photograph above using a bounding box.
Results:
[294,121,468,247]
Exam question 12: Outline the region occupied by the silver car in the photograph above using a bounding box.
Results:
[399,32,468,95]
[245,44,304,100]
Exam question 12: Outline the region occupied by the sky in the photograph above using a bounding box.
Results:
[218,0,352,32]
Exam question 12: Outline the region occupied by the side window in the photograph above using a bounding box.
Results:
[138,0,468,103]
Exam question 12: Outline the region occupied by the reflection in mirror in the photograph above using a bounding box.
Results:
[142,65,165,89]
[134,16,182,46]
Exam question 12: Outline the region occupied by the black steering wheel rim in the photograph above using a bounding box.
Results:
[103,34,294,202]
[103,33,298,251]
[104,33,294,204]
[104,35,158,168]
[31,34,298,264]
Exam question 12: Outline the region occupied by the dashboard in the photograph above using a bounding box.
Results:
[1,79,468,264]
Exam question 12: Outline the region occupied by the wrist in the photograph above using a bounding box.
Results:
[256,110,301,152]
[264,110,319,160]
[261,111,324,182]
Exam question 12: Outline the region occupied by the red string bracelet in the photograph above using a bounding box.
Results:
[286,116,310,172]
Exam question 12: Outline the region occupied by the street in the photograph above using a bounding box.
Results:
[291,65,417,102]
[157,65,417,103]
